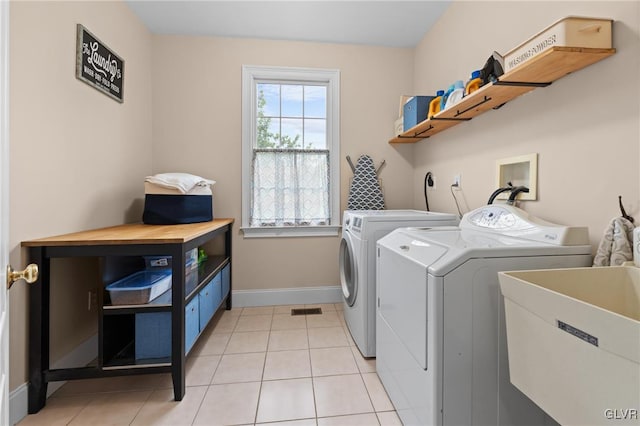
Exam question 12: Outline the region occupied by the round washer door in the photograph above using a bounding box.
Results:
[339,231,358,307]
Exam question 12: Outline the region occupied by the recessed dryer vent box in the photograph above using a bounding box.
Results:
[495,153,537,201]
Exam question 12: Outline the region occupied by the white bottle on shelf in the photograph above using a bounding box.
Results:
[443,80,465,110]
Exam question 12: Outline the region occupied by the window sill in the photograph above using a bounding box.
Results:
[241,225,341,238]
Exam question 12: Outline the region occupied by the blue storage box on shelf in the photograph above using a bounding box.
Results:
[134,293,201,360]
[198,274,222,330]
[134,271,225,360]
[403,96,435,131]
[135,312,171,359]
[185,298,200,353]
[106,270,172,305]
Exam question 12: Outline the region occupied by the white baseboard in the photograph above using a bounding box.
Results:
[232,285,342,307]
[10,334,98,425]
[8,383,27,426]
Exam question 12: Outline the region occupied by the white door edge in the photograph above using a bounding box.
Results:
[1,0,10,423]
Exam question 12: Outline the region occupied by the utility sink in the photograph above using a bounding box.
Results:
[499,266,640,426]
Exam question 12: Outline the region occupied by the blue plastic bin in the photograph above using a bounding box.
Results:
[106,270,172,305]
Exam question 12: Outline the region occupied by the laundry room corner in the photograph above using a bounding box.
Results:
[410,1,639,248]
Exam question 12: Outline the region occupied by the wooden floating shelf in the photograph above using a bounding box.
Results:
[389,47,616,144]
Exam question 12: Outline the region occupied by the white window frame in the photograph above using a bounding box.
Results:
[241,65,340,238]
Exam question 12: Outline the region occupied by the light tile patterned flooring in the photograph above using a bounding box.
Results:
[19,303,401,426]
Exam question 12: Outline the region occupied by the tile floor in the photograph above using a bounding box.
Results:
[19,303,401,426]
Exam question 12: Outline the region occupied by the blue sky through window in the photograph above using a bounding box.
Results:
[257,82,327,148]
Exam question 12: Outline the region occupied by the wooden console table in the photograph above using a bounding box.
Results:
[22,219,233,413]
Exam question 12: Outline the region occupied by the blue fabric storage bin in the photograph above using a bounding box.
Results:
[403,96,434,131]
[185,297,200,353]
[135,302,201,359]
[198,275,221,329]
[221,264,230,300]
[143,194,213,225]
[135,312,171,360]
[211,274,222,311]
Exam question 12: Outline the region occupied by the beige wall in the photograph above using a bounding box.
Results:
[151,36,415,290]
[9,1,152,389]
[10,0,636,401]
[412,1,640,248]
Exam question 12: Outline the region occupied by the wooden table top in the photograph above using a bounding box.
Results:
[22,219,234,247]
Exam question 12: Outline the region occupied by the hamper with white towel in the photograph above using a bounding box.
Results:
[142,173,215,224]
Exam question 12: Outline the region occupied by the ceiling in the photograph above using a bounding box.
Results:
[125,1,451,48]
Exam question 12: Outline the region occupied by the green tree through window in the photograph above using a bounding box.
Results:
[256,89,301,149]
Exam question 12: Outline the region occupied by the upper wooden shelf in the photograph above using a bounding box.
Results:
[22,219,234,247]
[390,47,616,144]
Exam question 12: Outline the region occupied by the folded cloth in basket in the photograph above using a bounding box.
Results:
[145,173,216,194]
[144,182,212,196]
[593,216,635,266]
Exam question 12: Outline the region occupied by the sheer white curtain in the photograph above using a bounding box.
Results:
[251,149,330,226]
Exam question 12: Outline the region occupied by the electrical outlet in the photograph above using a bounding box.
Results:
[453,174,461,188]
[427,175,436,190]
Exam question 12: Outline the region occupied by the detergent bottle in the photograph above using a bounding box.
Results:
[465,70,482,96]
[443,80,465,110]
[440,84,454,111]
[428,90,445,119]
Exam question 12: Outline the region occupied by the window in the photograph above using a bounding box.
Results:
[242,66,340,237]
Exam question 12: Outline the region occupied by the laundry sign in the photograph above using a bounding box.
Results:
[76,24,124,103]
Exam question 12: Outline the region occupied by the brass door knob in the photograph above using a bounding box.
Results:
[6,264,39,289]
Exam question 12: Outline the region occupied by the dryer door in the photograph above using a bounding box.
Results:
[339,231,358,306]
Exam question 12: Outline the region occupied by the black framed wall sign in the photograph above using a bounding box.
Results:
[76,24,124,103]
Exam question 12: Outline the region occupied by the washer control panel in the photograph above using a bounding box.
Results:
[467,206,518,229]
[460,205,589,246]
[343,214,362,234]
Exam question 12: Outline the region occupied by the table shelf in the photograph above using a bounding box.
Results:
[23,219,234,414]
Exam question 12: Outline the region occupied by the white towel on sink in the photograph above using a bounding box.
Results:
[593,217,635,266]
[145,173,216,194]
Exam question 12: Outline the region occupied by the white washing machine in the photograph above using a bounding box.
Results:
[376,205,593,426]
[339,210,458,357]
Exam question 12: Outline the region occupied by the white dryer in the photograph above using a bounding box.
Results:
[376,205,592,426]
[339,210,458,357]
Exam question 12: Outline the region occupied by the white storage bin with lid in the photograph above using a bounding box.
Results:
[503,16,613,73]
